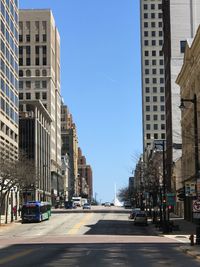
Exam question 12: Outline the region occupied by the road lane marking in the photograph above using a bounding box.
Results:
[67,213,93,235]
[0,248,37,265]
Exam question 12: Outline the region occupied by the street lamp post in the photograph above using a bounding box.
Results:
[154,140,168,233]
[180,94,200,244]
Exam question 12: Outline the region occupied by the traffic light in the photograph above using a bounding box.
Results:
[177,187,185,201]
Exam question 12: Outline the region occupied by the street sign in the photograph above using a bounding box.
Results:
[166,193,176,206]
[193,200,200,212]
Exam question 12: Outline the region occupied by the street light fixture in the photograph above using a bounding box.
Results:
[179,93,200,244]
[154,140,168,233]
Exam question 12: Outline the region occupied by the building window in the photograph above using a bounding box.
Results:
[153,115,158,120]
[144,22,148,28]
[35,81,40,89]
[35,34,39,42]
[146,133,151,140]
[154,133,158,139]
[26,35,30,42]
[160,96,165,102]
[144,13,148,19]
[160,78,164,84]
[25,81,31,89]
[153,96,157,102]
[151,13,155,19]
[152,78,157,84]
[26,58,31,66]
[144,51,149,56]
[19,58,23,66]
[160,105,165,111]
[145,69,149,75]
[153,87,157,93]
[35,58,39,65]
[153,105,157,111]
[145,78,149,84]
[146,105,150,112]
[35,70,40,76]
[161,133,165,139]
[26,93,31,99]
[42,92,47,100]
[151,22,155,27]
[19,93,23,99]
[152,69,156,75]
[161,114,165,120]
[146,96,150,102]
[151,31,156,37]
[152,40,156,46]
[42,81,47,88]
[160,87,164,93]
[19,81,23,89]
[43,34,47,42]
[152,50,156,56]
[42,69,47,76]
[145,87,150,93]
[19,70,23,77]
[35,92,40,99]
[19,35,23,42]
[144,40,149,46]
[152,60,156,65]
[145,60,149,65]
[180,40,187,53]
[146,124,150,130]
[161,124,165,130]
[154,124,158,130]
[146,115,150,121]
[43,57,47,65]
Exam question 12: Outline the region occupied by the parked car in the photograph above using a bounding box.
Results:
[82,203,91,210]
[134,212,148,226]
[129,208,141,219]
[64,201,76,209]
[124,201,132,209]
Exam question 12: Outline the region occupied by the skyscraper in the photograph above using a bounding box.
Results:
[18,10,61,193]
[0,0,19,160]
[140,0,165,151]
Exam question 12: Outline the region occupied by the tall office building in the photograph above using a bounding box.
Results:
[162,0,200,191]
[0,0,19,160]
[18,10,61,190]
[140,0,165,150]
[61,103,79,199]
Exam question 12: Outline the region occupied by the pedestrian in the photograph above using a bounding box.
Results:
[18,204,22,217]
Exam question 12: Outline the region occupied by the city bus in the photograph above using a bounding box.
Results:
[21,201,51,223]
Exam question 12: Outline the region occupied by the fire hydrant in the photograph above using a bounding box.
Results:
[189,234,194,246]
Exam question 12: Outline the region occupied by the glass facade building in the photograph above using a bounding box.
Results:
[0,0,19,159]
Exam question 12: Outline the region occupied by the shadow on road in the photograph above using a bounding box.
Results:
[84,219,151,235]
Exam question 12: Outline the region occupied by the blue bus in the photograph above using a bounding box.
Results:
[21,201,51,223]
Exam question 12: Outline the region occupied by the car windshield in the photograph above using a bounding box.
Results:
[136,213,146,217]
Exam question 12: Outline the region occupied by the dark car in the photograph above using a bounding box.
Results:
[64,201,76,209]
[129,208,141,219]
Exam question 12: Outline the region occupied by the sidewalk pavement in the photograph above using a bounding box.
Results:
[151,213,200,260]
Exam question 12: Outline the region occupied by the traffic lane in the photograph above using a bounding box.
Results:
[1,243,200,267]
[0,213,154,237]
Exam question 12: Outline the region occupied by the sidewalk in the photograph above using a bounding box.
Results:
[151,213,200,260]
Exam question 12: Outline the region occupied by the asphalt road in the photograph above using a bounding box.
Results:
[0,207,199,266]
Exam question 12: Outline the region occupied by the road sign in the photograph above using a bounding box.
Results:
[193,200,200,212]
[166,193,176,206]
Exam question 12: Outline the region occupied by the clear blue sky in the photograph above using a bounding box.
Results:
[19,0,142,203]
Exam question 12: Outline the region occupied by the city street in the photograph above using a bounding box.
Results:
[0,207,200,266]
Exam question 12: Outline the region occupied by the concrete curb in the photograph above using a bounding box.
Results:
[179,245,200,260]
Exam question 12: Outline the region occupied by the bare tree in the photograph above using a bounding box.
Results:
[0,151,39,224]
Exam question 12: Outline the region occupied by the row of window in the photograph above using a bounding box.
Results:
[145,95,165,102]
[145,86,164,93]
[145,105,165,112]
[144,21,162,28]
[144,30,162,37]
[19,20,47,32]
[144,59,164,66]
[1,0,18,24]
[143,12,162,19]
[143,3,162,10]
[19,80,47,89]
[1,38,18,75]
[144,77,164,84]
[146,123,165,130]
[19,34,47,43]
[19,92,47,100]
[146,114,165,121]
[144,39,163,46]
[0,96,18,124]
[145,68,164,75]
[19,56,47,66]
[19,69,47,77]
[144,50,163,57]
[0,120,18,142]
[19,103,47,112]
[1,78,18,106]
[146,133,165,141]
[0,58,18,94]
[1,1,18,39]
